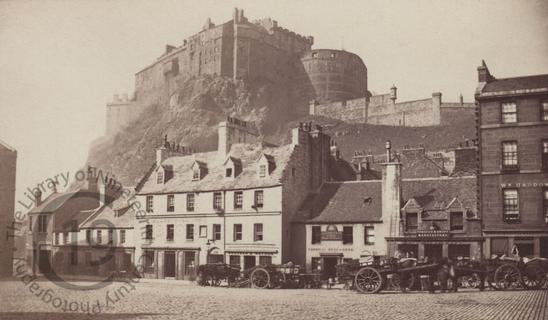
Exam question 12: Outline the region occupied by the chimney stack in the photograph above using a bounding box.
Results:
[381,140,402,255]
[459,94,464,105]
[34,187,42,206]
[477,59,494,83]
[390,85,397,104]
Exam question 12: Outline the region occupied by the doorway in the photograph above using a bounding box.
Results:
[424,244,443,259]
[243,256,256,270]
[122,253,132,271]
[164,251,176,278]
[38,250,52,274]
[322,257,338,280]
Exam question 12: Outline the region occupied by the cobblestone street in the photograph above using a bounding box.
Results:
[0,279,546,320]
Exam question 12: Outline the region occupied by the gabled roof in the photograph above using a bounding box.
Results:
[138,143,294,194]
[28,191,79,214]
[401,177,476,213]
[295,181,382,223]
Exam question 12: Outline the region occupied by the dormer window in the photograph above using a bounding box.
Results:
[157,171,164,184]
[226,168,233,177]
[191,161,207,181]
[259,165,267,178]
[193,169,200,181]
[223,157,241,179]
[257,153,274,178]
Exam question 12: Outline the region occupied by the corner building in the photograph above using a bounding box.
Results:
[135,118,330,279]
[476,61,548,258]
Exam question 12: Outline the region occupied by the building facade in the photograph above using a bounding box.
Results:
[476,61,548,258]
[0,139,17,277]
[134,118,331,279]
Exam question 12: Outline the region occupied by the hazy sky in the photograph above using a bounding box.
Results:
[1,0,547,203]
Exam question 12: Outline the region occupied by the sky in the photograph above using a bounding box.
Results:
[1,0,547,207]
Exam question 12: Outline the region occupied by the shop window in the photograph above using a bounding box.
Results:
[234,191,243,210]
[233,224,242,241]
[502,189,519,221]
[229,255,241,269]
[450,212,463,231]
[311,257,321,272]
[167,224,174,241]
[364,226,375,244]
[167,194,175,212]
[405,212,418,232]
[254,223,263,241]
[186,224,194,240]
[501,102,517,123]
[311,226,321,244]
[342,226,353,244]
[501,141,518,171]
[448,244,470,258]
[491,238,508,256]
[259,256,272,266]
[144,250,155,272]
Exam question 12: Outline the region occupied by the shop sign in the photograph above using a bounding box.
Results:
[500,182,548,188]
[321,225,342,241]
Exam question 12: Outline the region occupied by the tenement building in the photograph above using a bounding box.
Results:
[294,142,481,278]
[0,139,17,277]
[476,61,548,258]
[134,117,330,279]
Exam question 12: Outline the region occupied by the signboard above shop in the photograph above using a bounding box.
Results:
[321,225,342,241]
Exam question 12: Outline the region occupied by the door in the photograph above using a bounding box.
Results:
[322,257,338,280]
[39,250,51,274]
[122,253,132,271]
[164,251,176,278]
[243,256,256,270]
[424,244,443,259]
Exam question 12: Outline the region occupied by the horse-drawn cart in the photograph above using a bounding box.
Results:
[247,263,321,289]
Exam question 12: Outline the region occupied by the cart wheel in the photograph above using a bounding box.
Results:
[354,267,383,294]
[521,263,546,290]
[390,273,416,292]
[494,264,521,290]
[250,267,270,289]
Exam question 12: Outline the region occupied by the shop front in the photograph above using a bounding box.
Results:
[141,247,200,280]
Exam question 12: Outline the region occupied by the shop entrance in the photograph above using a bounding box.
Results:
[38,249,51,274]
[243,256,256,270]
[322,257,338,280]
[424,244,443,259]
[164,251,176,278]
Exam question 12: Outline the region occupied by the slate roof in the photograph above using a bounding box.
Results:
[80,189,136,229]
[402,177,477,212]
[295,181,382,223]
[482,74,548,94]
[28,191,79,214]
[138,143,294,194]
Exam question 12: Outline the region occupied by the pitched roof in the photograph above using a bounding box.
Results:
[138,143,294,194]
[295,181,382,223]
[0,138,16,152]
[481,74,548,95]
[28,191,79,214]
[402,177,477,212]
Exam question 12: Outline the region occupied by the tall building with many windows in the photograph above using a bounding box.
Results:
[475,61,548,258]
[134,117,330,279]
[0,139,17,277]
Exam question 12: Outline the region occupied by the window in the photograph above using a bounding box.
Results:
[502,141,518,170]
[311,226,321,244]
[187,194,195,212]
[157,171,164,184]
[542,101,548,121]
[234,191,243,210]
[450,212,464,231]
[254,190,264,208]
[213,192,223,210]
[213,224,221,241]
[543,188,548,224]
[199,225,207,238]
[342,226,353,244]
[186,224,194,240]
[167,195,175,212]
[63,232,68,244]
[542,140,548,171]
[86,230,91,244]
[167,224,174,241]
[406,212,418,232]
[97,230,102,244]
[364,226,375,244]
[225,168,232,177]
[193,169,200,181]
[229,255,241,268]
[259,165,267,178]
[259,256,272,266]
[38,215,47,233]
[233,224,242,241]
[120,230,126,244]
[55,233,59,245]
[501,102,517,123]
[145,225,153,240]
[108,229,113,244]
[144,250,155,272]
[254,223,263,241]
[503,189,520,221]
[146,196,153,213]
